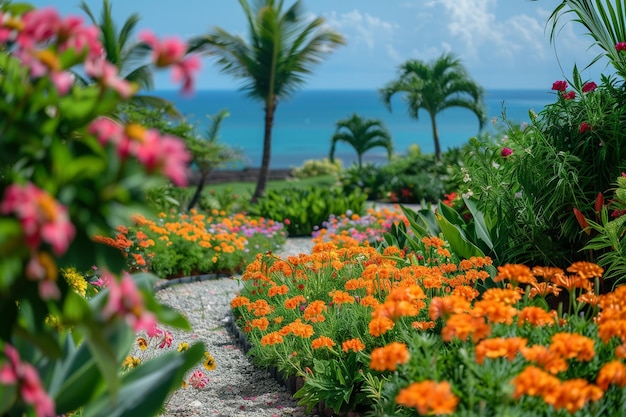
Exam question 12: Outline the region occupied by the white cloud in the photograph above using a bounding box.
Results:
[326,9,398,51]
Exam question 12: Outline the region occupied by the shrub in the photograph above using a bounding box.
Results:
[291,157,343,179]
[248,186,367,236]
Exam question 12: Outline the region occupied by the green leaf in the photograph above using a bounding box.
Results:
[134,272,191,330]
[82,342,205,417]
[462,197,494,251]
[436,210,485,260]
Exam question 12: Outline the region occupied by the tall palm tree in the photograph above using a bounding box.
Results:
[79,0,178,114]
[187,0,345,202]
[380,53,486,160]
[329,113,393,169]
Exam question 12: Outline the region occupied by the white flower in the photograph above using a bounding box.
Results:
[462,189,474,198]
[492,161,500,169]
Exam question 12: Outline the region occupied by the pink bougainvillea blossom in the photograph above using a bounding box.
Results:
[616,42,626,52]
[552,80,568,91]
[0,344,56,417]
[14,48,74,95]
[56,15,102,59]
[562,91,576,100]
[579,122,592,134]
[0,182,75,255]
[101,271,157,332]
[16,7,60,48]
[501,147,513,157]
[582,81,597,93]
[171,54,201,96]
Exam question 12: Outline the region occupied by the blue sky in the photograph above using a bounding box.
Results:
[29,0,612,90]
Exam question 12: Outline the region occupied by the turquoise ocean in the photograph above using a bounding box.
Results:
[156,89,554,169]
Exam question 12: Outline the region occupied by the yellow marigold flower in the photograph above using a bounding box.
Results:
[342,338,365,353]
[566,261,604,279]
[260,331,283,346]
[203,352,216,371]
[369,342,410,371]
[395,380,459,415]
[311,336,335,350]
[62,267,88,297]
[122,356,141,370]
[177,342,189,352]
[137,337,148,350]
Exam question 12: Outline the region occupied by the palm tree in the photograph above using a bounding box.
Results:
[79,0,178,114]
[380,53,486,160]
[329,113,393,169]
[187,0,345,202]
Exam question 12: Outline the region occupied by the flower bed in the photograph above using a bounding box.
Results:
[94,209,287,279]
[231,236,626,416]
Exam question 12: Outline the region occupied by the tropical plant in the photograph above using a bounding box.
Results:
[380,53,486,160]
[547,0,626,79]
[329,113,393,170]
[291,158,342,179]
[79,0,179,114]
[188,0,345,201]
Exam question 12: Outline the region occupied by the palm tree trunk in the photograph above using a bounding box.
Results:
[429,112,441,161]
[252,98,275,202]
[187,170,209,211]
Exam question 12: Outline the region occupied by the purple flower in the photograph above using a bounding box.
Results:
[501,147,513,157]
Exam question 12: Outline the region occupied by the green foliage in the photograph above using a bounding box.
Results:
[249,186,367,236]
[291,158,343,179]
[338,163,390,201]
[329,113,393,169]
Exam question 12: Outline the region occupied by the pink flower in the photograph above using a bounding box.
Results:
[500,147,513,157]
[102,271,157,332]
[56,16,102,60]
[616,42,626,52]
[25,252,60,300]
[172,55,201,96]
[85,57,134,98]
[0,182,75,255]
[17,8,61,48]
[0,344,56,417]
[582,81,597,93]
[552,80,568,92]
[158,330,173,349]
[136,130,191,186]
[579,121,591,134]
[561,91,576,100]
[188,370,208,389]
[14,48,74,95]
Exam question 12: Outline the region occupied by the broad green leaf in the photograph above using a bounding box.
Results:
[436,212,485,260]
[82,342,205,417]
[462,197,494,251]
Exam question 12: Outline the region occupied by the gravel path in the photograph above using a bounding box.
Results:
[154,238,319,417]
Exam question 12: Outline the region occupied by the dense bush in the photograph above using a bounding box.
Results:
[248,186,367,236]
[291,157,343,179]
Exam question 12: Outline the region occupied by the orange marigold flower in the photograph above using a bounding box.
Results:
[521,345,568,374]
[451,285,480,301]
[284,295,306,310]
[303,300,327,323]
[511,365,561,399]
[517,306,556,327]
[345,278,367,291]
[529,282,562,298]
[547,378,603,413]
[281,319,314,338]
[422,236,446,248]
[342,338,366,353]
[473,299,518,325]
[373,300,419,322]
[360,295,380,308]
[370,342,410,371]
[550,333,595,362]
[481,288,522,305]
[596,360,626,390]
[553,273,592,292]
[251,317,269,331]
[412,320,436,331]
[577,291,600,306]
[395,380,459,415]
[494,264,536,286]
[428,295,471,321]
[616,344,626,359]
[248,299,272,317]
[369,316,395,337]
[260,332,283,346]
[311,335,336,350]
[231,296,250,308]
[474,337,527,364]
[329,290,355,305]
[566,261,604,279]
[267,285,289,297]
[441,313,491,343]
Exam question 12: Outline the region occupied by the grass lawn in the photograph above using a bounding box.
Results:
[199,174,337,198]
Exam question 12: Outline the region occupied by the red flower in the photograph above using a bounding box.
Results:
[579,122,591,134]
[616,42,626,52]
[562,91,576,100]
[501,147,513,157]
[582,81,597,93]
[552,80,568,91]
[573,208,590,235]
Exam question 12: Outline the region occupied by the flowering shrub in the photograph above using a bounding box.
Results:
[95,209,287,278]
[232,236,626,416]
[311,206,408,246]
[0,3,205,416]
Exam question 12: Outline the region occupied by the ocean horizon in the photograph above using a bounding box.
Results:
[156,89,555,169]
